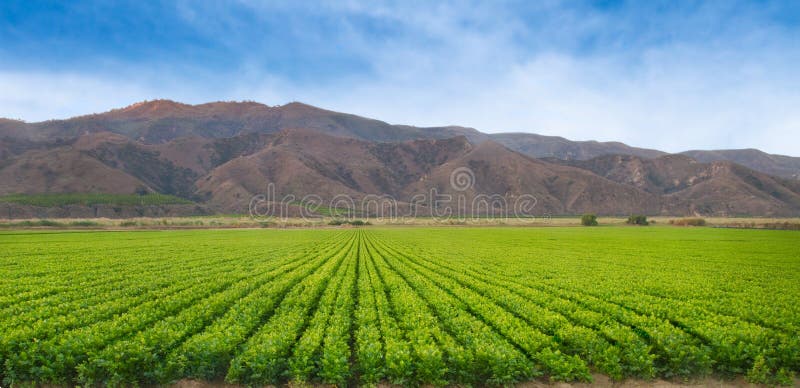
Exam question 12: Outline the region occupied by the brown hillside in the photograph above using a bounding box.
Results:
[0,148,146,195]
[490,132,666,160]
[682,148,800,180]
[406,141,660,216]
[2,100,796,180]
[196,129,473,212]
[2,100,799,216]
[559,154,800,216]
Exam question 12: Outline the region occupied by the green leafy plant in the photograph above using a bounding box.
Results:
[1,227,798,386]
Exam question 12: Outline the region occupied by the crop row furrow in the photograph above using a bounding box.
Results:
[353,235,384,385]
[370,235,593,382]
[224,233,355,385]
[381,238,634,379]
[0,248,175,301]
[482,269,714,377]
[316,233,359,385]
[1,236,327,386]
[77,232,353,386]
[361,237,416,384]
[164,233,352,383]
[0,246,269,331]
[362,235,461,385]
[568,285,800,376]
[0,265,228,370]
[621,280,799,335]
[286,235,356,383]
[381,237,661,378]
[366,234,535,385]
[381,235,710,378]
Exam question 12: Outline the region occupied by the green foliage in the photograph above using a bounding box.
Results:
[69,220,101,227]
[0,227,798,386]
[746,354,771,384]
[1,219,65,227]
[581,214,598,226]
[746,354,797,386]
[328,219,371,226]
[626,215,649,225]
[0,192,193,207]
[763,222,800,230]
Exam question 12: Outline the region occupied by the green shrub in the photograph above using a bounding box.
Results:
[626,215,649,226]
[15,219,64,227]
[328,219,371,226]
[69,220,100,227]
[580,214,598,226]
[119,221,138,227]
[763,222,800,230]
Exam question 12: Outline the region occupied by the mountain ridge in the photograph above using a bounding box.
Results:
[2,99,795,179]
[1,100,799,217]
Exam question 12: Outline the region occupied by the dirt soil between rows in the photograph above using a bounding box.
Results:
[172,373,799,387]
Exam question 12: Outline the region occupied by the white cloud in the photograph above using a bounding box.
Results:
[1,2,799,156]
[277,49,800,156]
[0,71,154,121]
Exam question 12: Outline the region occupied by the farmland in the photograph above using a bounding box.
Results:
[0,227,798,386]
[0,193,193,207]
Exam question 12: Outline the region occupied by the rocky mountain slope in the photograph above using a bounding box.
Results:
[489,132,667,160]
[1,100,799,217]
[681,149,800,180]
[4,100,796,179]
[552,154,800,216]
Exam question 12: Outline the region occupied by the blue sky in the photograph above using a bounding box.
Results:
[1,1,799,155]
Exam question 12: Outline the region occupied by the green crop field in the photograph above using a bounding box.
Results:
[0,193,193,207]
[0,227,798,386]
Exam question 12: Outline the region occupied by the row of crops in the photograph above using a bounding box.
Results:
[0,193,193,206]
[0,227,798,385]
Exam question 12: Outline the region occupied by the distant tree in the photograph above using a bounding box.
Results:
[328,219,370,226]
[581,214,598,226]
[626,215,649,226]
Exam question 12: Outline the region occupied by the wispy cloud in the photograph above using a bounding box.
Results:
[1,1,798,155]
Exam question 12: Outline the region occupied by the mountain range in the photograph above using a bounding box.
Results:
[1,100,798,217]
